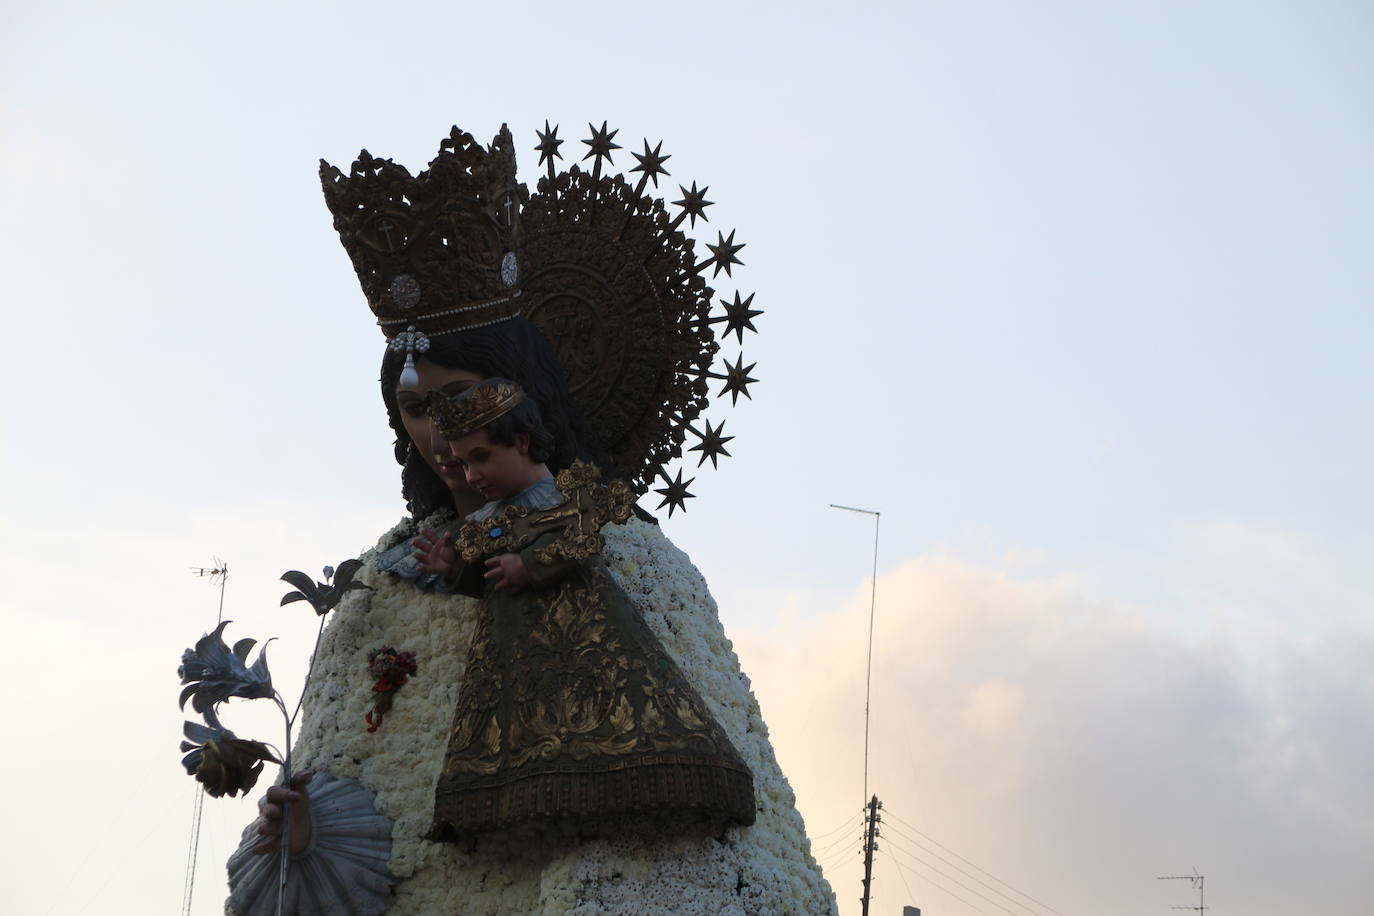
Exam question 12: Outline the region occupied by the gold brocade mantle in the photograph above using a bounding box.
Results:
[431,553,755,840]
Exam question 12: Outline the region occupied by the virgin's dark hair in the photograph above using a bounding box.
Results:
[380,318,595,519]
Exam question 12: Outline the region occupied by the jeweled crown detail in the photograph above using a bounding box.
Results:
[428,378,526,441]
[320,125,525,339]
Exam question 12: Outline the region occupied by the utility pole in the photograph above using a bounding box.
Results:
[830,506,882,916]
[860,794,882,916]
[1157,869,1206,914]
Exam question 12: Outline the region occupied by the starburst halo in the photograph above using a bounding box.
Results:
[517,121,763,514]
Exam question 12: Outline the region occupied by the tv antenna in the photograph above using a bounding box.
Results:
[1157,868,1206,913]
[182,557,229,915]
[191,557,229,621]
[829,504,880,803]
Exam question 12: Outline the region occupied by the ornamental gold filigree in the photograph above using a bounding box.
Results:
[320,126,524,340]
[452,461,635,565]
[324,121,763,516]
[428,379,526,441]
[433,563,756,837]
[520,127,760,514]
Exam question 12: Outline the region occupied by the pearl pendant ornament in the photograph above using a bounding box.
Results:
[389,325,431,388]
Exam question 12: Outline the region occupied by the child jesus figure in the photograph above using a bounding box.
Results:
[410,378,757,841]
[411,377,562,595]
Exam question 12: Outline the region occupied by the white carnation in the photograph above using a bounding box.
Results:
[277,517,836,915]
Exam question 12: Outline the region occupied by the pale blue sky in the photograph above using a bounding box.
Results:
[2,2,1371,914]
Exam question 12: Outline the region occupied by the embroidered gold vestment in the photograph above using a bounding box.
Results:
[431,474,755,839]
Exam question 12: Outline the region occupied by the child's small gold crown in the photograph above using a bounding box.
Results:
[428,378,526,440]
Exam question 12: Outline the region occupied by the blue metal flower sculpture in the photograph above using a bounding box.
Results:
[178,620,275,725]
[180,720,280,797]
[176,558,370,916]
[280,558,368,615]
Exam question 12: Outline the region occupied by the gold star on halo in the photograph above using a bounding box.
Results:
[720,291,762,344]
[707,229,745,277]
[535,120,564,168]
[673,181,714,227]
[718,353,758,404]
[630,139,671,187]
[689,419,734,468]
[653,468,696,516]
[581,120,621,164]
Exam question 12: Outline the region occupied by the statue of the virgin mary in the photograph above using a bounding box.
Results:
[223,122,837,915]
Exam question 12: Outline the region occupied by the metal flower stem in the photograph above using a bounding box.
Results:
[291,615,329,726]
[273,694,293,916]
[273,614,328,916]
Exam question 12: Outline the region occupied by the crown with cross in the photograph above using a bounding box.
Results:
[319,124,526,343]
[321,120,764,516]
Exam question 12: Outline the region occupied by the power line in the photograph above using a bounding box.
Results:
[814,845,861,873]
[811,810,866,843]
[884,808,1068,916]
[881,814,1065,916]
[881,834,1041,916]
[885,842,917,905]
[814,835,863,863]
[812,813,867,867]
[813,823,865,861]
[815,842,862,873]
[70,788,185,914]
[879,848,1000,916]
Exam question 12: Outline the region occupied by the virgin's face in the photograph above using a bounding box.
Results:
[394,359,485,492]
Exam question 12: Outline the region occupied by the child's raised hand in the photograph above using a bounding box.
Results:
[412,529,456,578]
[484,552,530,593]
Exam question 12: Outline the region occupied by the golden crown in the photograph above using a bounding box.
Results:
[320,125,525,342]
[428,379,526,441]
[323,120,765,515]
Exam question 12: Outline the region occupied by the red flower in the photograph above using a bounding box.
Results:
[364,647,418,732]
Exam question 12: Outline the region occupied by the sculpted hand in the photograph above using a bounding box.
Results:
[253,771,313,857]
[485,552,530,593]
[412,529,456,578]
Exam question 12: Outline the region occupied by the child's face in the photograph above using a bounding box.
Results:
[446,428,539,502]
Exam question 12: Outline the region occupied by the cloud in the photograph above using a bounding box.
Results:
[0,484,392,914]
[5,486,1367,916]
[1167,520,1374,643]
[732,552,1374,916]
[1194,521,1322,576]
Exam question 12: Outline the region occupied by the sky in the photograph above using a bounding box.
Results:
[2,1,1372,914]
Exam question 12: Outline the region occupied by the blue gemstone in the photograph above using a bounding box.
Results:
[489,527,503,538]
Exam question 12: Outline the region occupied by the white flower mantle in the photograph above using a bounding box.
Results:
[229,517,836,915]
